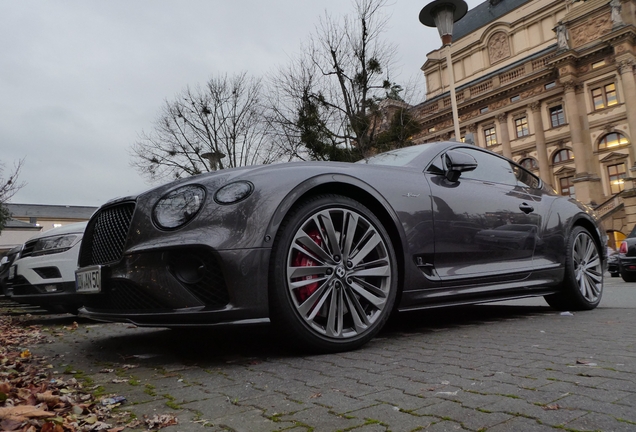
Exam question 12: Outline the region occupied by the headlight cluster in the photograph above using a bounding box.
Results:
[32,234,82,256]
[214,181,253,204]
[153,181,254,230]
[153,185,206,229]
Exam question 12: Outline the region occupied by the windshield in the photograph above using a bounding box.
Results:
[357,145,426,167]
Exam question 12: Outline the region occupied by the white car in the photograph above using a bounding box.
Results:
[8,222,87,313]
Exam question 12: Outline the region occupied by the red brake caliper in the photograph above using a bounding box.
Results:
[293,229,322,303]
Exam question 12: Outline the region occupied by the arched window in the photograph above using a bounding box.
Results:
[598,132,629,150]
[519,158,538,170]
[553,149,574,164]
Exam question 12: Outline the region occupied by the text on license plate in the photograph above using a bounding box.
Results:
[75,266,101,293]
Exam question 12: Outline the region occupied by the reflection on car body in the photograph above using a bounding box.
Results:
[75,142,605,352]
[475,224,538,250]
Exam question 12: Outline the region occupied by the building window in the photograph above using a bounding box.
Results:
[549,105,566,127]
[484,126,497,147]
[545,81,556,90]
[510,95,520,102]
[559,176,575,197]
[608,163,626,194]
[519,158,538,170]
[592,60,606,69]
[553,148,574,164]
[591,83,618,110]
[599,132,629,150]
[514,116,529,138]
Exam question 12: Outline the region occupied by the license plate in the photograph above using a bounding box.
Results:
[75,266,101,293]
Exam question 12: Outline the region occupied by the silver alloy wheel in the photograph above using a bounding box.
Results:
[285,207,392,339]
[572,230,603,302]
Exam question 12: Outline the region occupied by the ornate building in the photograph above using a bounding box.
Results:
[411,0,636,248]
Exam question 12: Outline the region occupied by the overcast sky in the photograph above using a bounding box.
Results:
[2,0,483,207]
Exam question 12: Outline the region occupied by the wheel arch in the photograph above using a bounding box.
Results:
[570,214,605,259]
[264,174,407,301]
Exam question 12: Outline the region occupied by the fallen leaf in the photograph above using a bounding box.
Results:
[36,391,61,406]
[0,418,24,431]
[41,421,64,432]
[543,404,561,410]
[145,414,178,429]
[0,405,55,421]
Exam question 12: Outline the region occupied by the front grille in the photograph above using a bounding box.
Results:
[83,279,171,311]
[166,249,229,307]
[20,240,37,258]
[79,203,135,266]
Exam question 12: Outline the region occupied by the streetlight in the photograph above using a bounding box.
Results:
[419,0,468,141]
[201,151,226,171]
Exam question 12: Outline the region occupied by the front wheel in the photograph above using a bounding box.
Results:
[269,195,398,353]
[545,226,603,311]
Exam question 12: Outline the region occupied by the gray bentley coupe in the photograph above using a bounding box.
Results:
[75,142,605,352]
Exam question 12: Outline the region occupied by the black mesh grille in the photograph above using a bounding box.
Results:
[80,203,135,266]
[83,279,171,311]
[167,249,229,307]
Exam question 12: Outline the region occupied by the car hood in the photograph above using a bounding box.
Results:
[27,221,88,241]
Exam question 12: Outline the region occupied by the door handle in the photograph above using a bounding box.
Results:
[519,202,534,214]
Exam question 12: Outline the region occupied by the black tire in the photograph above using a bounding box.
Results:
[610,272,619,278]
[269,194,398,353]
[545,226,603,311]
[620,268,636,282]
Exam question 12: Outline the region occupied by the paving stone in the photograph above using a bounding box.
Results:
[277,405,365,431]
[213,408,292,432]
[305,387,376,413]
[414,399,511,431]
[6,278,636,432]
[485,415,550,431]
[564,411,636,432]
[371,388,439,412]
[348,403,436,432]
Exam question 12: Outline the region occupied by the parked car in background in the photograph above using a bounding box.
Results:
[607,250,619,278]
[8,222,87,313]
[0,245,22,296]
[75,142,605,352]
[618,237,636,282]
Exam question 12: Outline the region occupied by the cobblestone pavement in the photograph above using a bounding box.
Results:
[4,275,636,431]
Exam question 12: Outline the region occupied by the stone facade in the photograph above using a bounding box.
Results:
[411,0,636,248]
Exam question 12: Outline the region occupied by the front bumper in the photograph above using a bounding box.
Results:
[619,255,636,273]
[9,246,83,309]
[78,246,271,327]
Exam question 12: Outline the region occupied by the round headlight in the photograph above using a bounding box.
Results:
[153,185,206,229]
[214,181,253,204]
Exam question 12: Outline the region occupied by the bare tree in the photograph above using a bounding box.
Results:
[0,158,26,232]
[267,0,402,161]
[131,72,279,182]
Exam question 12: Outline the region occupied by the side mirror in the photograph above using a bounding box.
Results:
[443,150,478,182]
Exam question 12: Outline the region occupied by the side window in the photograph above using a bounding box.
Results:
[456,148,518,186]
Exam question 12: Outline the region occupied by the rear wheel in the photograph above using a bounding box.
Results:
[269,195,397,353]
[620,266,636,282]
[545,226,603,311]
